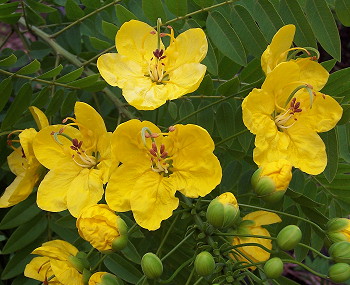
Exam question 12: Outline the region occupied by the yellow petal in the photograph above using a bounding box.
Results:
[115,20,159,66]
[66,168,104,217]
[24,257,60,283]
[243,210,281,226]
[260,160,293,191]
[296,91,343,133]
[32,240,78,259]
[130,171,179,230]
[165,28,208,71]
[29,106,49,130]
[33,125,82,171]
[7,149,26,176]
[261,24,296,74]
[97,53,143,87]
[96,132,112,183]
[50,259,84,285]
[37,170,77,212]
[19,128,38,165]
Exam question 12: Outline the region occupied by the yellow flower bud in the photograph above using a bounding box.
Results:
[264,257,284,279]
[329,263,350,283]
[77,204,128,252]
[277,225,302,251]
[194,251,216,276]
[141,253,163,279]
[88,272,124,285]
[330,241,350,264]
[327,218,350,243]
[206,192,240,228]
[252,160,292,203]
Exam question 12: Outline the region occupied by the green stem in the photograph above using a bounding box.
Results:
[0,130,15,137]
[184,266,195,285]
[91,254,107,271]
[281,259,328,279]
[238,203,325,233]
[222,242,274,254]
[215,129,249,146]
[86,247,95,258]
[81,45,116,67]
[156,215,179,256]
[158,258,194,284]
[161,231,194,261]
[193,277,204,285]
[128,223,139,235]
[298,242,332,260]
[51,0,123,38]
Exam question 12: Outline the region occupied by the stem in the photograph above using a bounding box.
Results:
[239,203,325,233]
[193,277,204,285]
[158,258,194,284]
[222,242,274,254]
[51,0,123,38]
[161,231,194,261]
[281,259,328,279]
[81,45,116,67]
[128,223,139,235]
[156,215,179,256]
[86,247,95,258]
[298,243,332,260]
[215,129,249,146]
[91,254,107,271]
[0,29,14,50]
[184,266,195,285]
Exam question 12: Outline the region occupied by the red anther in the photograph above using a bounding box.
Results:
[169,126,175,132]
[70,146,78,151]
[78,141,83,148]
[72,138,79,147]
[167,25,172,29]
[62,118,68,123]
[21,149,26,158]
[6,140,11,145]
[149,149,157,156]
[160,144,165,154]
[160,55,166,60]
[50,131,55,135]
[59,128,64,134]
[161,151,168,158]
[151,133,159,138]
[294,108,302,113]
[306,84,313,89]
[150,30,156,35]
[290,98,296,107]
[152,142,158,152]
[159,33,167,37]
[145,132,151,138]
[294,102,300,109]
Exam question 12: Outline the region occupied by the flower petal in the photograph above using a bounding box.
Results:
[165,28,208,71]
[7,149,26,176]
[24,257,58,283]
[50,259,84,285]
[19,128,38,165]
[243,211,281,226]
[66,168,104,217]
[29,106,49,130]
[130,171,179,230]
[32,240,78,259]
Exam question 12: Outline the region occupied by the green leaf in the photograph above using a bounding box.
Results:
[25,5,45,25]
[38,64,63,79]
[46,89,64,116]
[61,91,77,116]
[320,128,339,183]
[217,77,239,96]
[115,4,138,24]
[0,194,41,230]
[26,0,56,13]
[31,87,50,108]
[197,74,214,96]
[216,102,235,145]
[0,13,21,24]
[65,0,84,20]
[322,67,350,101]
[104,254,143,284]
[102,20,119,40]
[305,0,341,60]
[0,54,17,66]
[179,100,195,124]
[197,101,214,133]
[337,125,350,163]
[142,0,167,23]
[2,215,47,254]
[121,241,142,264]
[230,5,268,58]
[1,83,32,131]
[90,36,112,50]
[56,67,84,83]
[165,0,187,16]
[16,59,41,75]
[335,0,350,26]
[0,77,12,112]
[193,0,213,7]
[206,11,246,66]
[0,2,18,16]
[68,74,99,88]
[82,0,101,9]
[321,59,337,72]
[168,101,177,120]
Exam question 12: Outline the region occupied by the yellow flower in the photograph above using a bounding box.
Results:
[1,106,48,207]
[242,61,342,175]
[97,20,208,110]
[88,272,122,285]
[105,119,222,230]
[77,204,128,252]
[33,102,111,217]
[231,211,281,266]
[25,240,84,285]
[327,218,350,243]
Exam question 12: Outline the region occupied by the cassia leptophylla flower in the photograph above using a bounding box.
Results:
[25,240,85,284]
[105,119,222,230]
[242,61,342,175]
[1,106,48,207]
[77,204,128,252]
[230,211,281,267]
[33,102,111,217]
[97,20,208,110]
[261,24,321,75]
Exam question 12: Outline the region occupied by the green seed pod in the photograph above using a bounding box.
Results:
[277,225,302,251]
[329,241,350,264]
[141,253,163,279]
[101,273,125,285]
[194,251,215,276]
[111,235,128,252]
[206,193,240,229]
[329,263,350,283]
[264,257,284,279]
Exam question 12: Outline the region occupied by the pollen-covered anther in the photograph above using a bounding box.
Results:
[168,126,175,132]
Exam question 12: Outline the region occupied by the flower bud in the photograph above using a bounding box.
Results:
[264,257,284,279]
[206,192,240,228]
[68,255,86,273]
[277,225,302,251]
[328,263,350,283]
[326,218,350,243]
[329,241,350,264]
[252,160,292,203]
[141,253,163,279]
[194,251,215,276]
[89,272,124,285]
[77,204,128,252]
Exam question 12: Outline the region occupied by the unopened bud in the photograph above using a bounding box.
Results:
[141,253,163,279]
[111,235,128,252]
[329,263,350,283]
[264,257,284,279]
[277,225,302,251]
[329,241,350,264]
[194,251,215,276]
[88,272,124,285]
[326,218,350,243]
[206,192,240,228]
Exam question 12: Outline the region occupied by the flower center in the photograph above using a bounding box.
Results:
[148,48,169,83]
[274,97,302,130]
